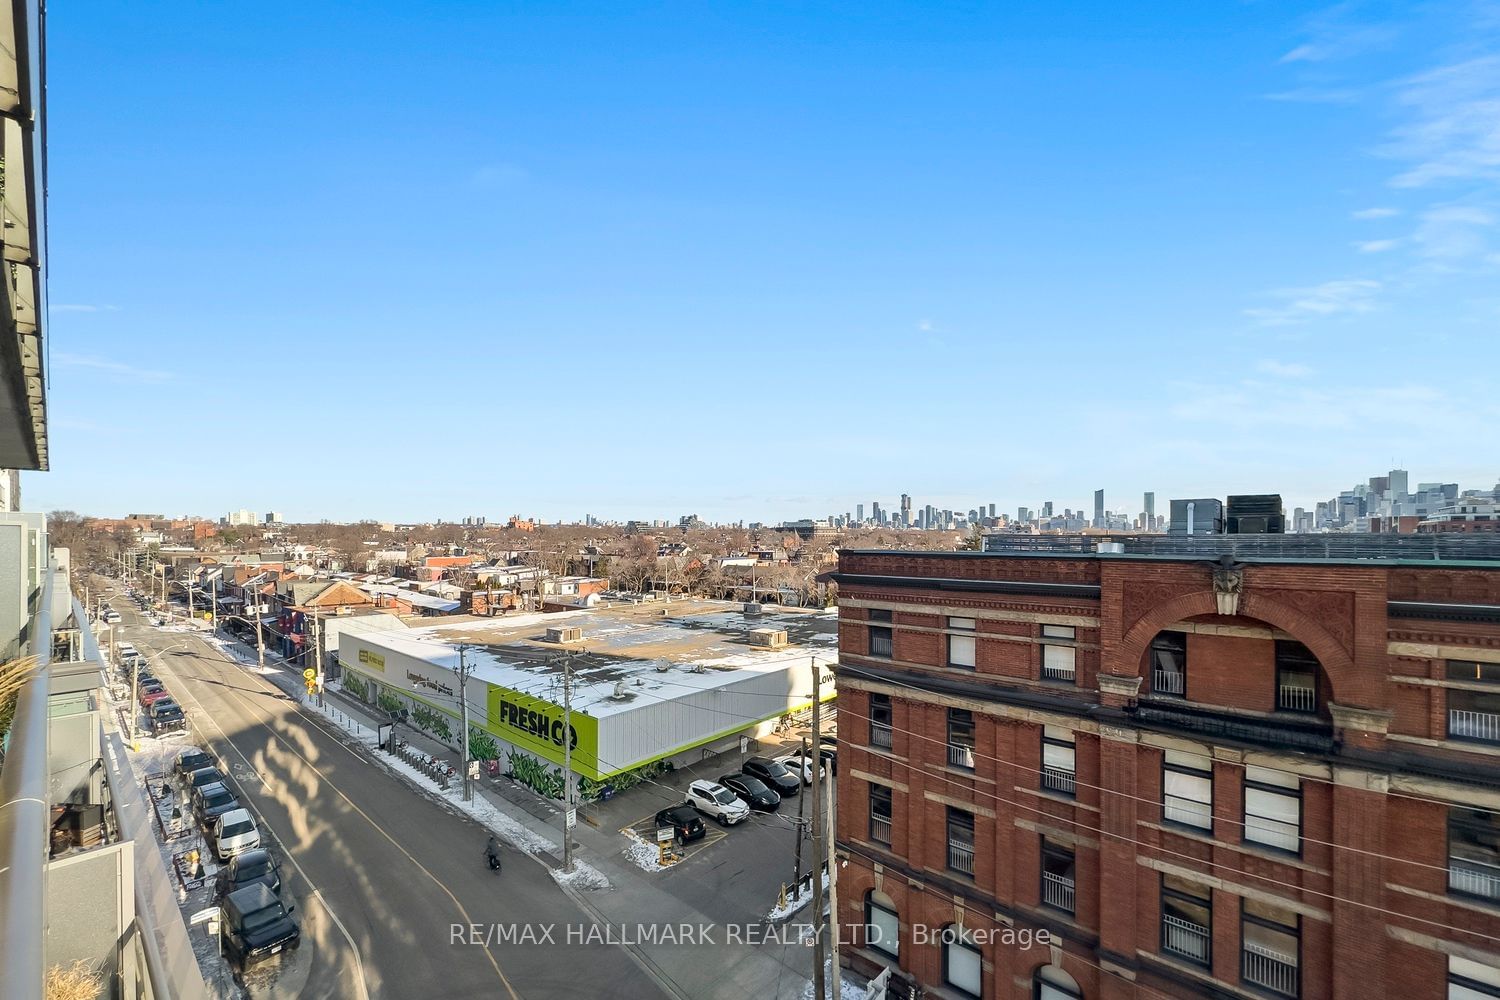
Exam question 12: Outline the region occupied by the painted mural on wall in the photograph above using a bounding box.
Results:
[340,672,369,702]
[410,703,453,742]
[507,748,565,800]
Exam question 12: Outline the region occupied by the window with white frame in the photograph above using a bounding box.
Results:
[865,891,900,958]
[1450,955,1500,999]
[948,616,977,669]
[1244,765,1301,853]
[942,925,983,998]
[1041,625,1076,682]
[1042,725,1076,797]
[1163,749,1213,831]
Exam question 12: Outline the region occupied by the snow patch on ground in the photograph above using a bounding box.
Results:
[620,830,675,873]
[550,859,611,891]
[767,869,829,922]
[364,743,560,856]
[797,959,868,1000]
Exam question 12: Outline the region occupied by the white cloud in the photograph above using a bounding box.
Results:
[1264,87,1360,104]
[53,352,172,383]
[1167,380,1467,431]
[1413,203,1496,259]
[1278,8,1398,64]
[1354,238,1400,252]
[1255,360,1315,378]
[1351,206,1399,219]
[1386,56,1500,188]
[916,319,935,333]
[1244,278,1382,325]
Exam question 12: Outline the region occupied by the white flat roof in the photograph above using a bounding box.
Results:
[355,600,837,718]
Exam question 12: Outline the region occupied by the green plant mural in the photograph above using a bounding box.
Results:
[469,727,499,761]
[341,673,368,701]
[376,691,402,716]
[507,748,565,800]
[577,758,669,801]
[410,703,453,742]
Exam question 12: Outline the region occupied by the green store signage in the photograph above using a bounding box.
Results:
[483,681,602,780]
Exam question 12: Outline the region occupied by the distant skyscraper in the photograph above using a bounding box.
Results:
[857,504,864,524]
[1042,501,1053,519]
[988,503,996,519]
[1093,489,1105,528]
[900,493,912,528]
[1389,469,1409,498]
[1143,492,1155,527]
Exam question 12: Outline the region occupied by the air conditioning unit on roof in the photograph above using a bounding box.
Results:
[749,628,788,648]
[545,626,583,644]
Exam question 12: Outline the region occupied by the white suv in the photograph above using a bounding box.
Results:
[212,808,262,860]
[686,780,750,825]
[775,752,826,786]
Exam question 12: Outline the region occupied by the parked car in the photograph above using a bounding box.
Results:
[193,782,241,825]
[148,700,187,734]
[140,684,173,707]
[742,756,800,796]
[686,780,751,825]
[220,883,298,968]
[185,766,227,794]
[174,749,215,778]
[103,611,122,624]
[775,751,827,786]
[211,808,262,860]
[214,848,281,900]
[717,772,781,811]
[816,738,838,775]
[654,804,706,844]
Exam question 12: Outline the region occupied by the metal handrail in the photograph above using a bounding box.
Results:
[0,565,52,1000]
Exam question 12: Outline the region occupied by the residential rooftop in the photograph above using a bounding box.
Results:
[355,598,837,717]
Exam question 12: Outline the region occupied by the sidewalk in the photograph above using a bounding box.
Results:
[234,645,839,1000]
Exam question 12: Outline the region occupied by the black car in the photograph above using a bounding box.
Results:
[717,772,781,811]
[185,766,226,793]
[214,848,282,899]
[816,739,837,776]
[654,805,706,844]
[193,783,241,825]
[220,883,298,968]
[149,700,187,734]
[174,750,215,778]
[742,756,800,796]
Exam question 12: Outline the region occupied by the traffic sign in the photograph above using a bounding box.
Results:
[566,808,577,830]
[303,668,316,680]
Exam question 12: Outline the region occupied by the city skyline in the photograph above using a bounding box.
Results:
[64,465,1497,530]
[30,1,1500,521]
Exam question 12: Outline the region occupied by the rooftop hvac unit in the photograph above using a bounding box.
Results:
[749,628,788,648]
[744,602,763,616]
[545,626,583,644]
[655,661,671,672]
[611,680,629,700]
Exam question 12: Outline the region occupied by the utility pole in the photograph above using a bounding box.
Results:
[210,576,218,633]
[458,644,472,802]
[793,735,807,892]
[252,586,265,669]
[825,714,842,1000]
[129,640,139,747]
[185,575,194,621]
[312,612,324,708]
[562,650,575,873]
[810,657,825,1000]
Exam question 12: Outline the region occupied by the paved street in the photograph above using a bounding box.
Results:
[109,593,670,1000]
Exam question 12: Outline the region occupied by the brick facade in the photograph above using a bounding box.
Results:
[833,547,1500,1000]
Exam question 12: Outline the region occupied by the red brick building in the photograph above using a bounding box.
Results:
[832,536,1500,1000]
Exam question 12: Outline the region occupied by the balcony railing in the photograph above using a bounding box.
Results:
[1449,857,1500,900]
[1277,684,1316,714]
[870,815,893,846]
[870,723,894,750]
[1153,668,1186,697]
[1041,662,1075,682]
[1242,942,1299,997]
[1041,871,1075,913]
[947,841,975,876]
[1042,766,1076,796]
[948,743,976,769]
[1162,914,1210,965]
[1450,709,1500,745]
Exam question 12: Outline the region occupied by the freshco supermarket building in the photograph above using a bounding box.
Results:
[335,599,837,800]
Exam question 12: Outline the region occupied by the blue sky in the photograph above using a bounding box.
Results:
[31,1,1500,523]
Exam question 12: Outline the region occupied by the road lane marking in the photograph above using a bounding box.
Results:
[145,636,372,1000]
[158,631,521,1000]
